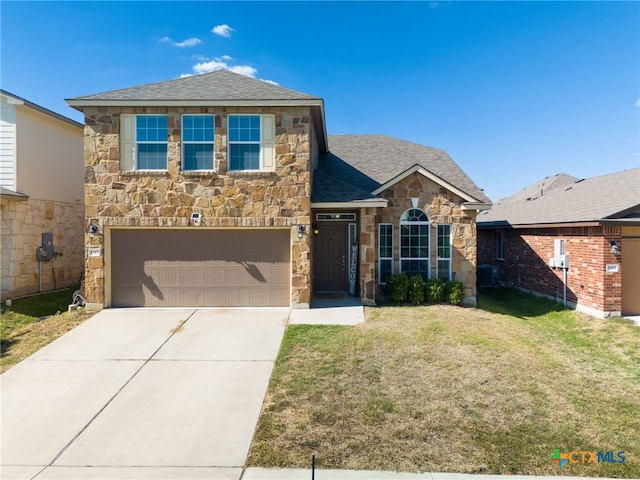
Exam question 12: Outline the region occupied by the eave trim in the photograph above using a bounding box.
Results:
[371,164,479,203]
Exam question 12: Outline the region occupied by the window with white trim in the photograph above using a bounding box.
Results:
[400,208,430,280]
[378,224,393,284]
[227,114,275,172]
[136,115,168,170]
[436,224,451,280]
[182,114,214,171]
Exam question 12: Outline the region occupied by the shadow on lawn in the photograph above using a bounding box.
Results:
[477,286,567,319]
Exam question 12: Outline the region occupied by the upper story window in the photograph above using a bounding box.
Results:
[227,114,275,172]
[182,115,214,171]
[228,115,260,171]
[136,115,168,170]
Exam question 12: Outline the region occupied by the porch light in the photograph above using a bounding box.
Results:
[298,225,305,239]
[610,240,619,256]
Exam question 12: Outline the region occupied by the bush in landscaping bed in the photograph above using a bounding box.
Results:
[407,275,425,305]
[446,280,465,305]
[424,278,446,303]
[386,273,409,304]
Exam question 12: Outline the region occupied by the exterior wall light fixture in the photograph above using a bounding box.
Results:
[609,240,619,256]
[297,225,305,239]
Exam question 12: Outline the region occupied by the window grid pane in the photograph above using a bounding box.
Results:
[136,116,168,170]
[229,115,261,171]
[378,224,394,284]
[230,144,260,171]
[400,209,429,280]
[137,144,168,170]
[183,115,214,170]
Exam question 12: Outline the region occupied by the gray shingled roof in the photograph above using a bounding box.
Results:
[67,69,321,103]
[311,154,381,203]
[319,135,491,203]
[495,173,578,205]
[478,168,640,226]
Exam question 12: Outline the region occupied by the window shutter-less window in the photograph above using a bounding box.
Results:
[261,114,275,172]
[120,114,135,171]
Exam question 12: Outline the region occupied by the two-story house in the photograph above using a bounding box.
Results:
[66,69,491,309]
[1,90,84,298]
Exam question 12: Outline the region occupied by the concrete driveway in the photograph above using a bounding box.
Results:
[1,308,289,480]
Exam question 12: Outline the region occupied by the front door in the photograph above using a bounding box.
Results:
[314,224,348,292]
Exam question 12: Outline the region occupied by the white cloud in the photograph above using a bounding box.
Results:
[636,98,640,107]
[212,24,234,38]
[183,55,276,84]
[192,59,257,78]
[161,36,201,47]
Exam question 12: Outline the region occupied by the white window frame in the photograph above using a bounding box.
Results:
[436,224,452,280]
[135,114,168,171]
[182,114,215,171]
[120,114,169,171]
[227,114,275,172]
[378,223,394,285]
[316,213,357,221]
[399,208,430,280]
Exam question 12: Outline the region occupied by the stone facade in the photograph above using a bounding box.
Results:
[82,106,313,307]
[1,197,84,297]
[378,172,478,305]
[478,225,623,317]
[359,207,378,305]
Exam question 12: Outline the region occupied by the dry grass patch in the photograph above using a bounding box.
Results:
[247,290,640,477]
[1,288,93,373]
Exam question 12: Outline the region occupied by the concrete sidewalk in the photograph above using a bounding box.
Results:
[1,308,288,480]
[243,469,618,480]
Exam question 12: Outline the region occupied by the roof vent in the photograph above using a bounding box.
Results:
[564,186,572,191]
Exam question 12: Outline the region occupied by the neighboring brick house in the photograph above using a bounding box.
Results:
[477,169,640,318]
[1,90,84,298]
[66,69,491,309]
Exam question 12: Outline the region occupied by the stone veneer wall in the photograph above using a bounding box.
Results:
[359,207,378,305]
[82,106,312,307]
[378,172,478,305]
[1,197,84,298]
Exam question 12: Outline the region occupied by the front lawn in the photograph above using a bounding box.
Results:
[247,288,640,477]
[1,288,93,373]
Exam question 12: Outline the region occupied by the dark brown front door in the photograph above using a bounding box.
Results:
[314,224,348,292]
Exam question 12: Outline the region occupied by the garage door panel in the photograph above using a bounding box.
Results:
[111,229,290,307]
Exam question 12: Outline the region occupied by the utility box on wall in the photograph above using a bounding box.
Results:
[554,239,564,266]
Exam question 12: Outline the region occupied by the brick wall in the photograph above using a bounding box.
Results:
[478,225,622,316]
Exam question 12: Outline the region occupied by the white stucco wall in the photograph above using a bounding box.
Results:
[15,104,84,203]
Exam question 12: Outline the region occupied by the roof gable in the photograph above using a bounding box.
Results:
[66,69,321,104]
[326,135,491,203]
[478,168,640,226]
[371,164,480,204]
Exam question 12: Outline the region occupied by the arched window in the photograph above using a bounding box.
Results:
[400,208,430,280]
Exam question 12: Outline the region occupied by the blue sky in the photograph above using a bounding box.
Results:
[1,1,638,202]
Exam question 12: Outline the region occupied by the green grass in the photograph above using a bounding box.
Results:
[247,288,640,477]
[1,288,93,373]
